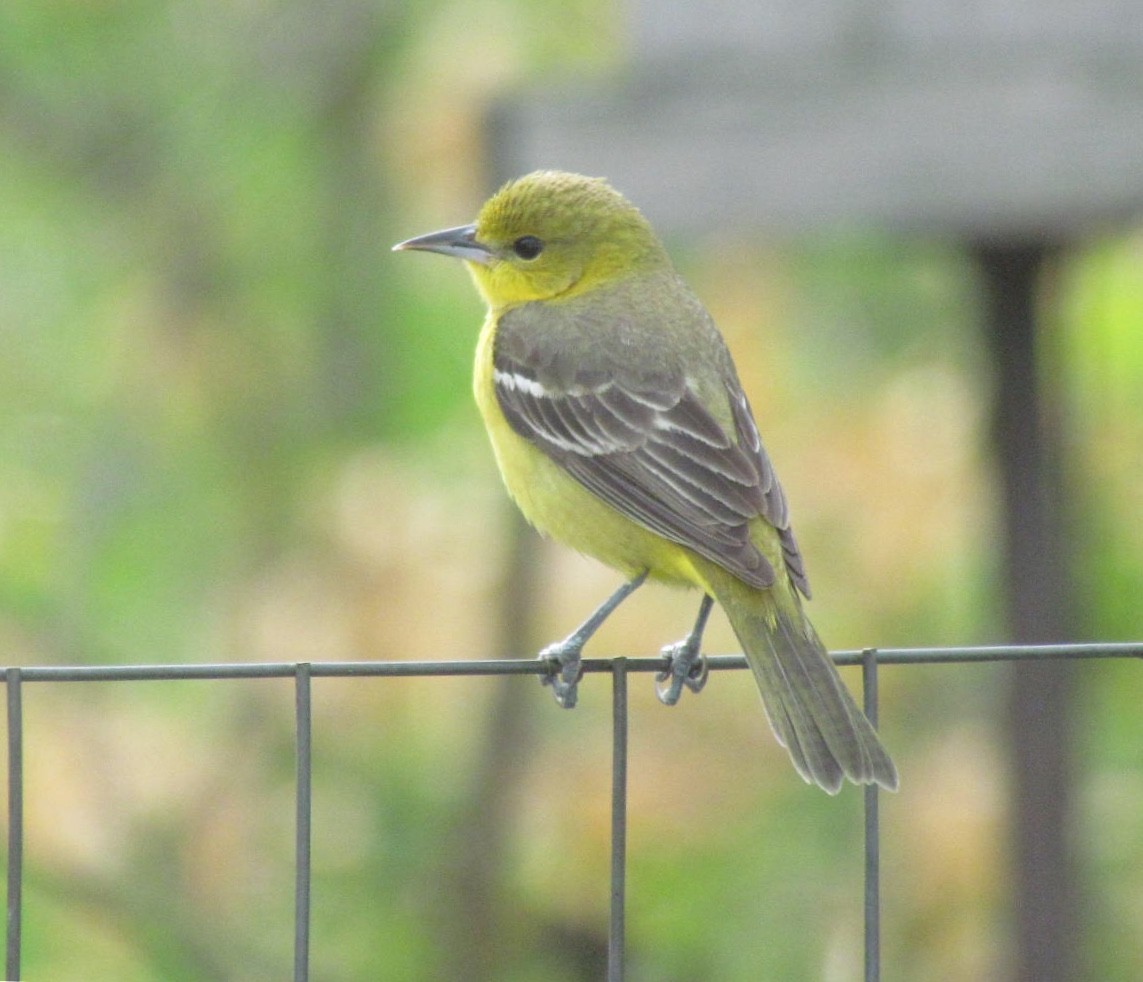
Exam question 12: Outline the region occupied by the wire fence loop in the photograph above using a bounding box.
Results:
[2,641,1139,979]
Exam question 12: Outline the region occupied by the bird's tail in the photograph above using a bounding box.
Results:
[710,574,898,794]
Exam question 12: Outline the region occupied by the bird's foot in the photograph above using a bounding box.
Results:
[538,641,584,709]
[655,637,708,706]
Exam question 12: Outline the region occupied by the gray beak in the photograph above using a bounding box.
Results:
[392,223,493,265]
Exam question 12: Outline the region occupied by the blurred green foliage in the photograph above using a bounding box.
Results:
[1,1,1141,979]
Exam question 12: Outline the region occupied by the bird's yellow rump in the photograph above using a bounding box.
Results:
[395,170,897,794]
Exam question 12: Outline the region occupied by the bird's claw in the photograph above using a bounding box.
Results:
[538,642,583,709]
[655,639,708,705]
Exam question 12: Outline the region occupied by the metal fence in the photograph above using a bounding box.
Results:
[3,642,1141,981]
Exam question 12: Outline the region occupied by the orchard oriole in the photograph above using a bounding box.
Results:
[395,171,897,793]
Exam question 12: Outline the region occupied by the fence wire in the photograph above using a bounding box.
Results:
[3,642,1141,981]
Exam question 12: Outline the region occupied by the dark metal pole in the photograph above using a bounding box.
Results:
[608,657,629,982]
[5,669,23,982]
[294,663,313,982]
[973,242,1079,982]
[862,650,881,982]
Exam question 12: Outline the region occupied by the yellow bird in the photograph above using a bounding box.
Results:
[395,171,897,793]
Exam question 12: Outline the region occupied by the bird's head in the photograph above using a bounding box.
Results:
[394,171,668,310]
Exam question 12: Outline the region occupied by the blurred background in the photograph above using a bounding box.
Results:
[2,1,1142,979]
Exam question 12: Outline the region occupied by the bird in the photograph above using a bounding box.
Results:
[394,170,897,794]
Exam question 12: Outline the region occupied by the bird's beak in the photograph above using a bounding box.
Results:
[392,223,493,265]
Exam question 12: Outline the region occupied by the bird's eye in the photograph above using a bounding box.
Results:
[512,235,544,260]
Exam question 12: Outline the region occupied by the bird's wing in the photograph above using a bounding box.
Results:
[493,299,810,595]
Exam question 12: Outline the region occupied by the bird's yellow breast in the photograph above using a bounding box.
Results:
[473,311,705,590]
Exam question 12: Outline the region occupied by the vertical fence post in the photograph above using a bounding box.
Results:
[5,668,23,982]
[861,649,881,982]
[294,663,312,982]
[609,657,629,982]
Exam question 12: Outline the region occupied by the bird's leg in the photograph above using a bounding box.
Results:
[540,570,649,708]
[656,594,714,706]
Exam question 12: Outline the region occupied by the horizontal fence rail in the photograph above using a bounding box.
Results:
[3,642,1141,981]
[4,642,1141,684]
